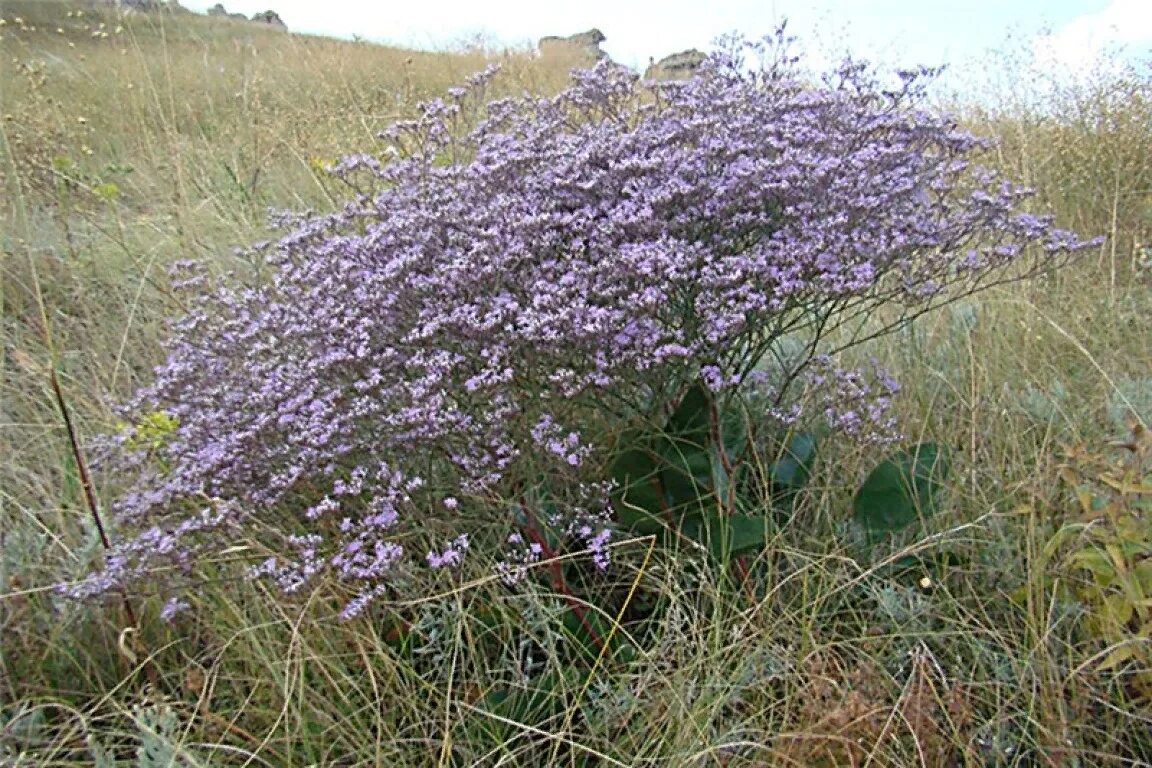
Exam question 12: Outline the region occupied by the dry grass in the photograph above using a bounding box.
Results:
[3,3,1151,765]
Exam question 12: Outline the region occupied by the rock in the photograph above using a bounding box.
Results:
[250,10,286,29]
[206,4,276,25]
[538,28,608,61]
[250,10,286,27]
[645,49,707,81]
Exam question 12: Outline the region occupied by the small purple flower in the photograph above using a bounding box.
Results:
[426,534,470,569]
[160,597,190,622]
[701,365,727,392]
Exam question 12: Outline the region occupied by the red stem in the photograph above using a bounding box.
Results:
[519,501,607,655]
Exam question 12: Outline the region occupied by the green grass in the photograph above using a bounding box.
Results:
[3,2,1152,765]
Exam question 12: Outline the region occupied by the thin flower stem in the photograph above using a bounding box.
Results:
[50,368,155,685]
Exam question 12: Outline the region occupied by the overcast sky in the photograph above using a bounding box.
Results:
[178,0,1150,87]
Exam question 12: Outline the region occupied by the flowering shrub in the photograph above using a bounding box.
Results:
[71,33,1094,617]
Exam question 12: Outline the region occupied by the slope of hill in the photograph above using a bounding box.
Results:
[1,0,578,215]
[2,3,1151,765]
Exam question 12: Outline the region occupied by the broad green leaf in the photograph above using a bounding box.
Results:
[852,442,950,539]
[769,430,818,510]
[1068,547,1118,583]
[609,428,666,530]
[658,384,714,511]
[710,441,737,512]
[717,398,750,465]
[610,384,765,555]
[665,383,711,439]
[1135,559,1152,594]
[1099,592,1134,629]
[682,512,770,563]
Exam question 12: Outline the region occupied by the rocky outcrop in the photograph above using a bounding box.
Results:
[250,10,286,28]
[205,4,285,26]
[538,28,608,61]
[645,49,707,80]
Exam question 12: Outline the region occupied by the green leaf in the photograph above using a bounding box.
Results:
[666,383,711,438]
[717,398,750,465]
[608,428,667,532]
[561,607,608,664]
[710,440,735,511]
[769,430,818,508]
[853,442,950,539]
[610,384,761,545]
[682,512,770,563]
[1067,547,1118,583]
[658,384,714,511]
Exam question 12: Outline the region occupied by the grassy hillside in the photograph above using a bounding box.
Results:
[2,3,1151,766]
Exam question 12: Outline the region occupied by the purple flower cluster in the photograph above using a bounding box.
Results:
[496,532,545,586]
[810,357,903,443]
[77,33,1093,616]
[531,414,592,467]
[426,534,470,570]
